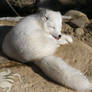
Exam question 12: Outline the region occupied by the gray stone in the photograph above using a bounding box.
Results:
[59,0,87,5]
[75,28,84,35]
[65,10,90,28]
[0,18,92,92]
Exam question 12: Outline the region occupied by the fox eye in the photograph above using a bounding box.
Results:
[45,16,48,20]
[49,25,56,30]
[52,27,55,29]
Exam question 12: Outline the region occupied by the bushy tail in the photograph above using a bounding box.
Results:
[34,56,92,91]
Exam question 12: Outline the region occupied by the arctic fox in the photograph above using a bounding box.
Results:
[2,9,92,91]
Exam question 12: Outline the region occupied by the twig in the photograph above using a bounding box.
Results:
[5,0,21,16]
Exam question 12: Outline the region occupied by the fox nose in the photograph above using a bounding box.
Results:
[58,35,61,38]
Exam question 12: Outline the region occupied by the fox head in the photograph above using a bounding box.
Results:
[40,9,62,40]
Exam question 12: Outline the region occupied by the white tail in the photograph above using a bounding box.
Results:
[35,56,92,91]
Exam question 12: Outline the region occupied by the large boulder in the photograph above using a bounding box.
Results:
[65,10,90,28]
[0,18,92,92]
[8,0,37,7]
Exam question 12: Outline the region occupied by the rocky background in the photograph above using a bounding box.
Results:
[0,0,92,92]
[0,0,92,18]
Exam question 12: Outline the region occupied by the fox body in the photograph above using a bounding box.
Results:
[2,9,92,91]
[2,9,62,61]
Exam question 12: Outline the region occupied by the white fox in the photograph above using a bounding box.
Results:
[2,9,92,91]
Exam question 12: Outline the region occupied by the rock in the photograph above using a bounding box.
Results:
[62,23,73,35]
[0,39,92,92]
[86,23,92,30]
[0,0,38,16]
[65,10,90,28]
[55,39,92,80]
[0,60,73,92]
[0,0,91,18]
[59,0,76,5]
[75,28,84,35]
[8,0,37,7]
[59,0,87,5]
[8,0,87,6]
[0,19,92,92]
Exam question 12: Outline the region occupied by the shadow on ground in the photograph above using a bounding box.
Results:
[0,26,13,52]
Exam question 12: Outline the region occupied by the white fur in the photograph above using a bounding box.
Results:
[35,56,92,91]
[2,9,92,91]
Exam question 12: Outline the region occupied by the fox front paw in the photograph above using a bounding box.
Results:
[58,34,73,45]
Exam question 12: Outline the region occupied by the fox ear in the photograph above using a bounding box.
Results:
[41,15,48,22]
[39,8,48,22]
[39,8,46,16]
